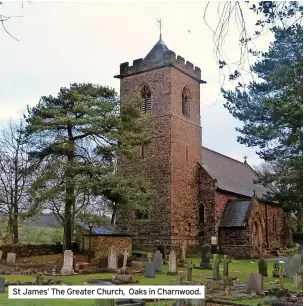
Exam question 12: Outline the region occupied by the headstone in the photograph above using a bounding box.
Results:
[131,261,143,270]
[181,243,187,261]
[113,274,133,282]
[279,261,285,289]
[186,261,194,281]
[144,253,155,278]
[0,278,5,293]
[52,268,56,276]
[294,275,303,289]
[272,261,279,278]
[169,251,177,273]
[144,257,155,278]
[292,254,303,274]
[108,246,118,270]
[61,250,74,275]
[246,273,263,295]
[212,254,221,280]
[285,254,302,279]
[177,271,186,284]
[0,251,3,261]
[223,255,230,276]
[122,250,129,272]
[153,250,163,272]
[6,253,16,265]
[200,244,212,269]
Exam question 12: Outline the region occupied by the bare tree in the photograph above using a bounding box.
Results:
[0,1,31,40]
[0,120,33,244]
[203,1,303,86]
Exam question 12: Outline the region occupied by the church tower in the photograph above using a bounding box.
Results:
[115,32,203,251]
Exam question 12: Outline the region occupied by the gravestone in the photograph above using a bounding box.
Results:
[113,274,133,282]
[272,262,279,278]
[108,246,118,270]
[212,254,220,280]
[200,244,212,269]
[0,251,3,261]
[168,251,177,274]
[131,261,143,270]
[0,278,5,293]
[153,250,163,272]
[223,255,230,276]
[285,255,302,279]
[279,261,285,289]
[246,273,263,295]
[292,254,302,274]
[181,243,187,261]
[7,253,16,265]
[186,261,194,281]
[177,271,186,284]
[294,275,303,290]
[144,253,155,278]
[122,250,129,272]
[61,250,74,275]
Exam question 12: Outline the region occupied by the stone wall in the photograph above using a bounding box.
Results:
[116,67,172,238]
[0,244,64,258]
[170,65,201,247]
[116,54,202,249]
[215,191,238,229]
[94,237,132,258]
[198,166,216,245]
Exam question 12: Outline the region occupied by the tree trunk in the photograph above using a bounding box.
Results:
[111,205,117,226]
[64,126,75,251]
[12,205,19,244]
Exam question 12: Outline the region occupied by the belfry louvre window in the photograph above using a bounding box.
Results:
[182,87,190,117]
[141,85,152,113]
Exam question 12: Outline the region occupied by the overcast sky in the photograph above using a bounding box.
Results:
[1,1,274,166]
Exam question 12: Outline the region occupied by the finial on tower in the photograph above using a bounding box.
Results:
[157,18,163,40]
[243,155,247,163]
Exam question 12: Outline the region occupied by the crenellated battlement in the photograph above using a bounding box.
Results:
[119,50,201,80]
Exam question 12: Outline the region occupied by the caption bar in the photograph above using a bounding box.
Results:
[9,285,205,299]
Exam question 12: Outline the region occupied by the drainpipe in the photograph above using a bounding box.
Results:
[265,203,269,247]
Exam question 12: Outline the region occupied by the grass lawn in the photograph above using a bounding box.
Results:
[0,255,299,306]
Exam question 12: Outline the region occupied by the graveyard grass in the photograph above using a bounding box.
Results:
[0,253,300,306]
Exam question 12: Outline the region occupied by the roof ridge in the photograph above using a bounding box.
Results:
[202,146,247,165]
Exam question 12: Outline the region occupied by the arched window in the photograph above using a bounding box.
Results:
[182,86,190,117]
[141,85,152,113]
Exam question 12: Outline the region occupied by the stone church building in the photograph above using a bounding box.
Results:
[114,35,290,258]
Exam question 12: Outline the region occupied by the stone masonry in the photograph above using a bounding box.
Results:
[115,43,202,249]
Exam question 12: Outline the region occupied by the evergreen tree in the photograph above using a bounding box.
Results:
[222,25,303,229]
[25,83,151,250]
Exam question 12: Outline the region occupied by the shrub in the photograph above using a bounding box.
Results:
[258,258,268,276]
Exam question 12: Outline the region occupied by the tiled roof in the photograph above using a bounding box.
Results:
[202,147,276,201]
[78,222,114,235]
[78,222,132,236]
[144,37,169,60]
[219,199,252,227]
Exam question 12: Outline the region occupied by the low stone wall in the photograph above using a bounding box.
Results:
[220,245,253,259]
[94,237,132,258]
[0,244,64,258]
[278,244,300,257]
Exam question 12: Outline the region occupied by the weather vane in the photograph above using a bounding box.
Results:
[157,18,163,40]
